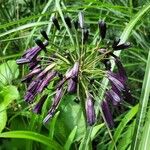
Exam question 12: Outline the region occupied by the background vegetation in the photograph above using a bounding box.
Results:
[0,0,150,150]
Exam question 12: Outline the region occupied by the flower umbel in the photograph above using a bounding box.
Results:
[17,12,132,127]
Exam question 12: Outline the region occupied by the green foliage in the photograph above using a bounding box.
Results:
[0,0,150,149]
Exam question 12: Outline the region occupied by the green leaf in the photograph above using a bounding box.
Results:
[0,131,63,150]
[0,108,7,133]
[139,106,150,150]
[91,123,104,140]
[117,121,135,150]
[131,48,150,150]
[0,60,19,87]
[0,85,19,132]
[64,126,77,150]
[108,104,138,150]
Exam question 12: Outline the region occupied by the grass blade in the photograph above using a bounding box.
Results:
[108,104,138,150]
[131,49,150,150]
[64,126,77,150]
[0,131,63,150]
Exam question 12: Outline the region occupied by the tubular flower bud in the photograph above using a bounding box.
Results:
[106,89,121,104]
[64,16,72,29]
[73,20,79,30]
[40,30,49,41]
[52,16,60,30]
[112,38,120,49]
[34,38,47,52]
[37,71,57,93]
[107,71,125,91]
[33,94,48,114]
[83,29,89,44]
[43,88,63,123]
[101,99,114,128]
[98,20,106,39]
[78,12,84,29]
[16,41,48,64]
[21,68,42,83]
[86,93,96,126]
[67,78,77,94]
[113,42,130,50]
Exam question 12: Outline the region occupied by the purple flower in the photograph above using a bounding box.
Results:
[106,89,121,105]
[85,93,96,126]
[101,99,114,128]
[37,71,57,93]
[56,62,79,89]
[16,58,30,64]
[43,88,63,123]
[21,67,42,83]
[98,20,106,39]
[66,62,79,79]
[115,58,127,81]
[33,94,48,114]
[67,78,77,94]
[107,71,125,91]
[16,41,48,65]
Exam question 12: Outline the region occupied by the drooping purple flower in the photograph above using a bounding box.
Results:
[40,30,49,41]
[122,86,133,102]
[85,93,96,126]
[115,58,127,81]
[24,80,40,102]
[21,67,42,83]
[106,89,121,105]
[101,99,114,128]
[28,59,40,70]
[107,71,125,91]
[43,87,63,123]
[36,63,56,80]
[52,16,60,30]
[98,20,106,39]
[37,71,57,93]
[64,16,72,29]
[16,41,48,65]
[16,58,30,64]
[33,94,48,114]
[67,78,77,94]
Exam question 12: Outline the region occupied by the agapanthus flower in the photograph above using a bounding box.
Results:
[86,93,96,126]
[16,12,132,128]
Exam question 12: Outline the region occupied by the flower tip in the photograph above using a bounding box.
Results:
[52,16,60,30]
[64,16,72,29]
[78,11,84,29]
[34,38,47,52]
[98,20,106,39]
[40,30,49,41]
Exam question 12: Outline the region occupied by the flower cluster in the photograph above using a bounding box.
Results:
[16,12,132,127]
